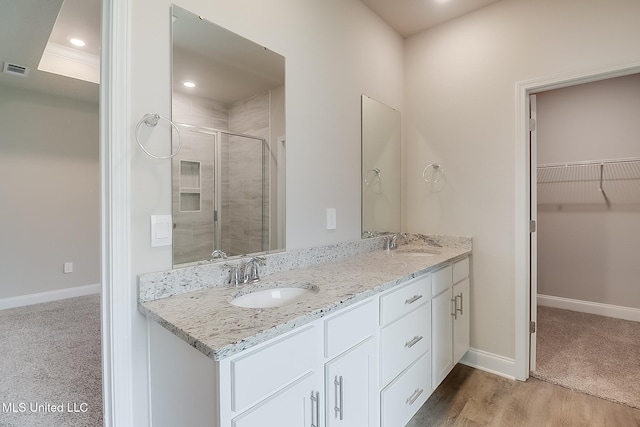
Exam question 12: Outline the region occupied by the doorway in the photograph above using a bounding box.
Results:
[514,59,640,382]
[0,0,103,424]
[528,73,640,407]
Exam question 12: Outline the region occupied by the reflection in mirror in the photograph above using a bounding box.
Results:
[171,5,285,266]
[361,95,401,237]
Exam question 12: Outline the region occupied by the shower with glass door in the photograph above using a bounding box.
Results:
[172,124,269,265]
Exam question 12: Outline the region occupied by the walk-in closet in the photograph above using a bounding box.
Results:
[532,73,640,408]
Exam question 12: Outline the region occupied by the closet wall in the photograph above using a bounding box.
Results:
[536,73,640,311]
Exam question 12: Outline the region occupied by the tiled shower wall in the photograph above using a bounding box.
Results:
[171,90,270,265]
[227,92,270,256]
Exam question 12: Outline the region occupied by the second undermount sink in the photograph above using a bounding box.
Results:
[395,247,441,256]
[230,283,319,309]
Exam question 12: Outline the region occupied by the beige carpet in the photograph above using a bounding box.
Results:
[532,305,640,409]
[0,295,102,427]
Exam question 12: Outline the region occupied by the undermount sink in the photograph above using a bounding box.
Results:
[230,283,318,308]
[395,247,441,256]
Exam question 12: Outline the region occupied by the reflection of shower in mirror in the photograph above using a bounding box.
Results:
[171,5,286,267]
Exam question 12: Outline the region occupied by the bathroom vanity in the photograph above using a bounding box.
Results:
[138,235,471,427]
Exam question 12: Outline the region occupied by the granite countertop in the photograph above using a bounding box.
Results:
[139,236,471,361]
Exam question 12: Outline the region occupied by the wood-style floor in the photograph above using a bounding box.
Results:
[407,364,640,426]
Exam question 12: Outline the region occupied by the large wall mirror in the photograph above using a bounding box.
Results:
[361,95,401,237]
[171,5,286,266]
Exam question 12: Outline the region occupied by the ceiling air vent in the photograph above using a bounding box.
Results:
[3,61,30,78]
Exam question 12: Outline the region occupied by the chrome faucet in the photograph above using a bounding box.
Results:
[225,263,242,287]
[243,256,266,284]
[385,233,408,250]
[211,249,228,260]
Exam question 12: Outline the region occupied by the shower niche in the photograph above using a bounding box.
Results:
[171,5,286,266]
[179,160,201,213]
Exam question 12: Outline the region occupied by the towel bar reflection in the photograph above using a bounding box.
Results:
[135,113,183,159]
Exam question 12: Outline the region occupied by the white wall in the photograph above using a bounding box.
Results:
[536,74,640,309]
[404,0,640,362]
[127,0,404,424]
[0,85,100,300]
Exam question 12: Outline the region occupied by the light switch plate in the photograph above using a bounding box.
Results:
[326,208,337,230]
[151,215,173,247]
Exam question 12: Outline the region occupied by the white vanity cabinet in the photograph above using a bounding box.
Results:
[378,274,432,427]
[221,324,323,427]
[146,255,471,427]
[431,257,470,389]
[323,300,378,427]
[147,298,377,427]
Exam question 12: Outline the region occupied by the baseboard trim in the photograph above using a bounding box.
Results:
[0,283,101,310]
[537,294,640,322]
[460,347,516,380]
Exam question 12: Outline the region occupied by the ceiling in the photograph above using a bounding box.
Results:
[360,0,504,38]
[0,0,503,104]
[0,0,100,104]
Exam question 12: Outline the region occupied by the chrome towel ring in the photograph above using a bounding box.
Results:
[423,163,445,183]
[135,113,182,159]
[364,168,382,186]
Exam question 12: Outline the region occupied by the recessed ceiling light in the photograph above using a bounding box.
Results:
[183,81,196,88]
[69,38,86,47]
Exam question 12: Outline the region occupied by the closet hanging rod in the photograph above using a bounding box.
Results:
[537,157,640,169]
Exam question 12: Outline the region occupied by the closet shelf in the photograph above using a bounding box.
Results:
[537,158,640,208]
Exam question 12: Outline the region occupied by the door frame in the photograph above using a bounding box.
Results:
[513,59,640,381]
[101,0,135,425]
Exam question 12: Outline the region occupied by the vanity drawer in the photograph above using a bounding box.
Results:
[381,351,432,427]
[453,257,469,284]
[324,299,377,359]
[230,325,318,412]
[380,302,431,386]
[380,274,431,326]
[432,265,453,296]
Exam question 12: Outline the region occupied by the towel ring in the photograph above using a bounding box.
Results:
[422,163,445,184]
[135,113,182,159]
[364,168,382,186]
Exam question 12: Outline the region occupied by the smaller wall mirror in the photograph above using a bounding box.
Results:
[361,95,401,237]
[171,5,286,266]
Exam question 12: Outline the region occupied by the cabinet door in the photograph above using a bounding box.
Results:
[232,372,320,427]
[325,337,377,427]
[453,278,470,364]
[431,288,453,389]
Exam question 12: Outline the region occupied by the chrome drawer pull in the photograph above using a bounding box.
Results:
[311,391,320,427]
[334,376,344,420]
[451,298,458,320]
[405,335,423,348]
[405,294,423,305]
[406,388,424,405]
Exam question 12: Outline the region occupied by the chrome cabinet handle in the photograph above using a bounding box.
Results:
[404,335,423,348]
[406,388,424,405]
[311,391,320,427]
[451,297,458,320]
[334,375,344,420]
[456,293,464,315]
[405,294,423,305]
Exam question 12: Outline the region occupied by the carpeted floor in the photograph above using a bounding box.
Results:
[0,295,103,427]
[532,305,640,409]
